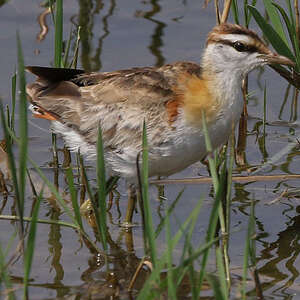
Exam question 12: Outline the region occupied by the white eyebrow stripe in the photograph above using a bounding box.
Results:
[220,34,253,44]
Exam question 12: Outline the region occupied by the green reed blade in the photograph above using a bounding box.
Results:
[218,155,231,285]
[80,157,103,239]
[196,180,223,295]
[138,199,204,299]
[70,26,81,69]
[241,201,253,299]
[272,3,295,43]
[5,124,80,227]
[141,121,157,266]
[3,102,103,255]
[206,273,226,300]
[202,112,227,234]
[273,2,300,69]
[180,197,203,266]
[0,244,15,300]
[248,202,256,266]
[23,193,41,298]
[54,0,63,67]
[262,0,289,46]
[201,112,219,191]
[216,247,228,299]
[285,0,296,28]
[65,167,83,230]
[187,246,197,300]
[0,103,22,233]
[6,105,10,132]
[17,31,28,226]
[63,25,73,67]
[96,127,108,252]
[231,0,240,24]
[223,137,234,287]
[165,208,177,300]
[0,214,82,230]
[155,188,184,238]
[262,84,267,158]
[245,0,257,27]
[196,112,228,295]
[11,70,16,132]
[243,0,250,27]
[248,5,295,61]
[179,235,220,270]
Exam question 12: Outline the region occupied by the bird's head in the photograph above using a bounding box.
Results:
[202,23,294,78]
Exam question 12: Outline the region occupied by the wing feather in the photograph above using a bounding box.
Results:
[26,62,202,148]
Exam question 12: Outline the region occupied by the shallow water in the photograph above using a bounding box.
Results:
[1,1,300,299]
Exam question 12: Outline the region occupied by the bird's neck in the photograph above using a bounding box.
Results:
[181,53,243,127]
[201,49,244,102]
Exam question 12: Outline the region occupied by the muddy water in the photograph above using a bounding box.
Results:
[1,1,300,299]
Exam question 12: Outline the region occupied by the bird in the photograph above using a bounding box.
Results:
[26,23,294,220]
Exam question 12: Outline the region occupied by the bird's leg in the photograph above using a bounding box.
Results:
[124,184,137,225]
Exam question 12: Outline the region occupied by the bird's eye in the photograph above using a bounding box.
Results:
[233,41,247,52]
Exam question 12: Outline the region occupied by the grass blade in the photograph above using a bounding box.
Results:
[141,121,157,266]
[4,124,81,228]
[216,247,228,299]
[206,273,226,300]
[54,0,63,67]
[17,31,28,229]
[262,0,289,46]
[80,157,103,241]
[0,245,15,300]
[248,5,295,60]
[231,0,240,24]
[166,208,177,300]
[138,199,204,299]
[197,112,227,295]
[62,25,73,67]
[65,167,83,230]
[241,201,253,299]
[0,104,22,234]
[10,70,16,132]
[273,2,300,69]
[155,188,184,238]
[96,127,108,252]
[23,193,42,298]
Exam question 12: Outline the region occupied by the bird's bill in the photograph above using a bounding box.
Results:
[262,53,295,66]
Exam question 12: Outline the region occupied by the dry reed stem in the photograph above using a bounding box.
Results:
[271,65,300,90]
[128,257,152,292]
[236,78,248,167]
[220,0,232,24]
[150,174,300,185]
[214,0,221,24]
[268,188,289,205]
[251,268,264,300]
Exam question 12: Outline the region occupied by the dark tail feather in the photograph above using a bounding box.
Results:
[26,66,85,83]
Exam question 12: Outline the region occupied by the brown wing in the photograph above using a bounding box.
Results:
[26,62,202,147]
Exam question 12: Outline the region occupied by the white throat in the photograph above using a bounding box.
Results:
[201,44,244,124]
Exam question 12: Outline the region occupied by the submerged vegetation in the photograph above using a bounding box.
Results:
[0,0,300,299]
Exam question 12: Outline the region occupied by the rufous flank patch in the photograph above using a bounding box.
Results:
[165,98,183,125]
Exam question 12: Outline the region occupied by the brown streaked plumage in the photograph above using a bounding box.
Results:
[26,23,294,186]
